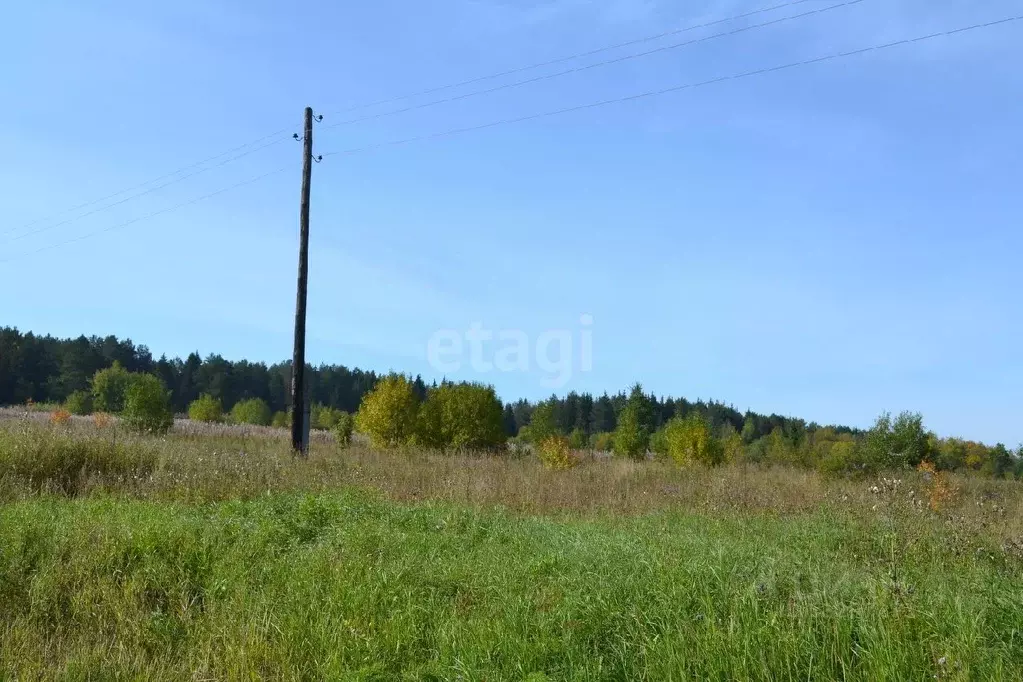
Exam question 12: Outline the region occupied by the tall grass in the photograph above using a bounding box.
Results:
[2,416,1023,679]
[0,422,156,496]
[1,493,1022,679]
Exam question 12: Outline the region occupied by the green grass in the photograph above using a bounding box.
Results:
[2,490,1022,680]
[0,424,157,496]
[2,419,1022,679]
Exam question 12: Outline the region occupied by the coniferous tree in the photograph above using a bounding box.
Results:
[590,393,616,434]
[502,404,518,437]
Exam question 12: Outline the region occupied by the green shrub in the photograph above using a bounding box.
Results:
[122,374,174,435]
[230,398,272,426]
[527,402,560,443]
[721,428,745,465]
[91,362,131,413]
[817,440,867,477]
[64,390,93,416]
[568,428,588,450]
[864,411,933,470]
[649,427,669,456]
[516,425,533,444]
[355,374,420,448]
[418,382,505,451]
[188,394,223,423]
[271,411,291,429]
[589,431,613,452]
[412,393,444,448]
[332,412,354,447]
[311,404,346,431]
[612,403,647,460]
[745,436,768,464]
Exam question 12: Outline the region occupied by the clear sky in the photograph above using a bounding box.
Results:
[2,0,1021,445]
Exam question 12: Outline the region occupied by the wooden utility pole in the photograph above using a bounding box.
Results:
[291,107,314,455]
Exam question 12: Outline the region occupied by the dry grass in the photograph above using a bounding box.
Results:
[1,412,1021,559]
[3,411,1023,679]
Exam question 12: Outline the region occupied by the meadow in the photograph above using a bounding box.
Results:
[1,410,1022,680]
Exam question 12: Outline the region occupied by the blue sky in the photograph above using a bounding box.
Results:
[2,0,1021,444]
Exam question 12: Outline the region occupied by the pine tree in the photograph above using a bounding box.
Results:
[575,393,594,435]
[590,393,616,434]
[502,403,518,437]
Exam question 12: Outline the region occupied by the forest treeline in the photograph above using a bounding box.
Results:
[0,327,819,442]
[0,328,379,416]
[2,327,1020,478]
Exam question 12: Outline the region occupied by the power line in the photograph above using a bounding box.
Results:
[323,15,1022,158]
[4,0,822,237]
[324,0,819,116]
[9,15,1018,264]
[320,0,865,132]
[2,0,828,236]
[3,136,289,245]
[0,168,286,264]
[1,128,292,239]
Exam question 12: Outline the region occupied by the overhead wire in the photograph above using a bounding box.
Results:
[0,167,287,264]
[8,13,1020,260]
[3,136,290,245]
[323,15,1023,158]
[320,0,867,132]
[4,0,835,236]
[323,0,820,116]
[0,128,292,239]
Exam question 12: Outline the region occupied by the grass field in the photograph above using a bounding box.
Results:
[2,414,1023,680]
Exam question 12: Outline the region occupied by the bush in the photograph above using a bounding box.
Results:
[271,411,291,429]
[865,411,933,470]
[91,362,131,413]
[720,425,745,465]
[230,398,272,426]
[92,413,112,428]
[188,394,223,423]
[412,393,444,448]
[355,374,420,448]
[64,390,93,416]
[50,409,72,426]
[980,444,1015,479]
[589,431,613,452]
[537,435,577,470]
[649,427,669,457]
[122,374,174,435]
[418,382,505,451]
[568,428,587,450]
[664,413,722,467]
[527,402,559,443]
[311,404,346,431]
[612,403,647,460]
[332,412,354,447]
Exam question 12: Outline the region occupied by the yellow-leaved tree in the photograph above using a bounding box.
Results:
[664,412,723,467]
[355,374,421,448]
